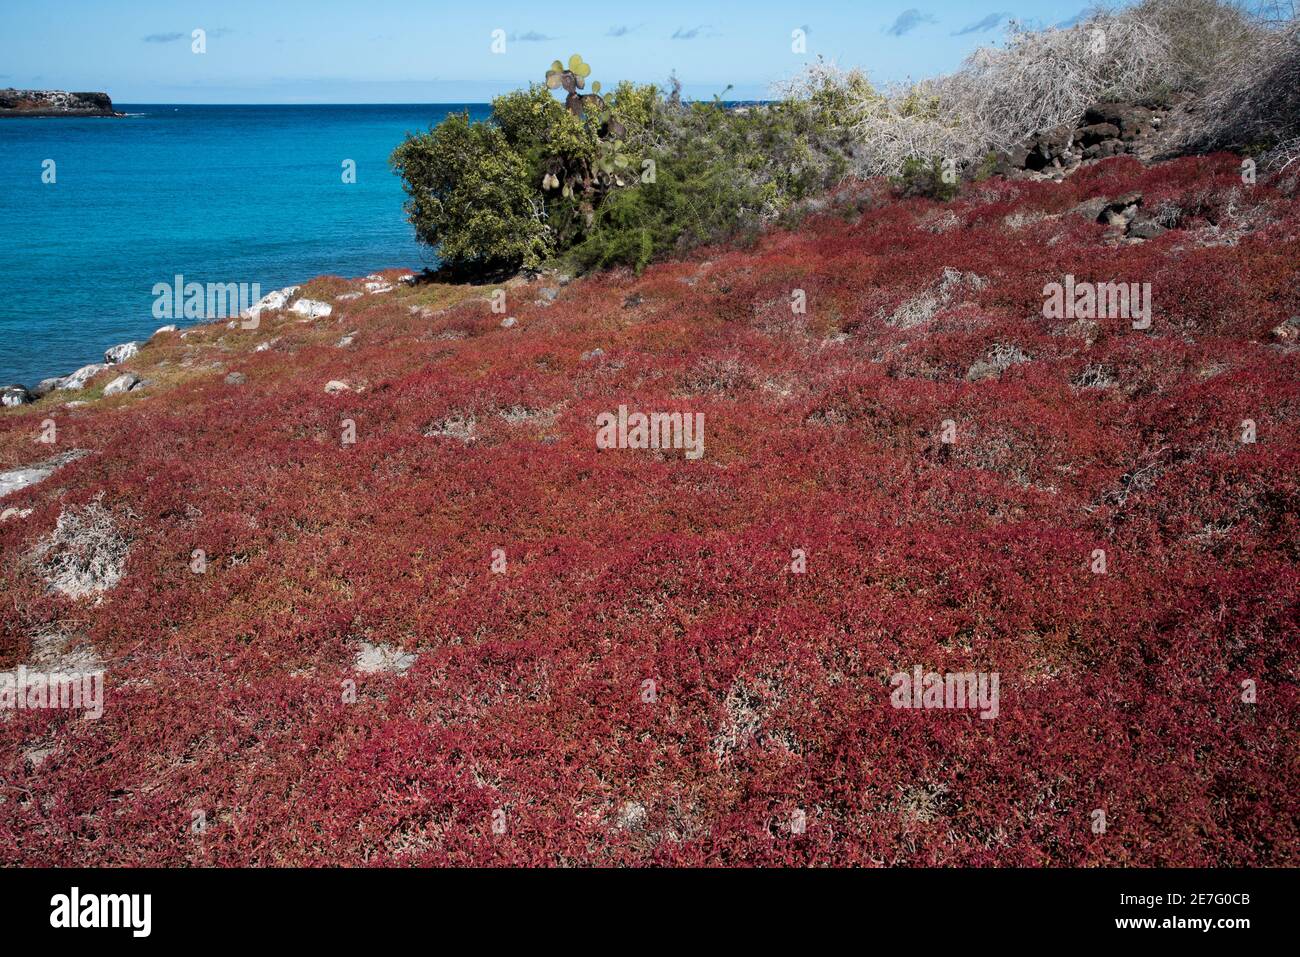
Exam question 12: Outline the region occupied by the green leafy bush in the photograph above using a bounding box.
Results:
[390,111,552,275]
[892,156,961,202]
[393,57,848,277]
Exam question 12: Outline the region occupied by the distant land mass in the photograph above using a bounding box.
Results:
[0,89,123,117]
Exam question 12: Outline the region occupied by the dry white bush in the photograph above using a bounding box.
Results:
[1187,19,1300,168]
[29,497,130,599]
[777,61,966,177]
[779,9,1177,173]
[886,267,987,329]
[1127,0,1266,92]
[936,13,1173,154]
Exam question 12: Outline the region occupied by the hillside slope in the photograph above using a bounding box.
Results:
[1,154,1297,865]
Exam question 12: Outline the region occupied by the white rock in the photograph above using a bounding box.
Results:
[1,507,34,522]
[364,282,394,295]
[290,298,333,319]
[104,342,139,365]
[501,317,518,328]
[152,324,178,337]
[324,380,351,394]
[103,373,140,396]
[240,286,298,323]
[58,363,107,390]
[397,274,416,285]
[1,385,32,407]
[336,291,363,302]
[0,450,87,499]
[354,641,417,674]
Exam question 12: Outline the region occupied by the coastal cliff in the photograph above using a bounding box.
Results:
[0,88,122,117]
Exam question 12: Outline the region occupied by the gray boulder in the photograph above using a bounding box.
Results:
[0,449,88,499]
[104,341,140,365]
[58,363,108,391]
[103,372,141,396]
[1,384,32,407]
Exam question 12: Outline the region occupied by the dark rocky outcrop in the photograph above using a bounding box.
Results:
[0,89,123,118]
[995,94,1193,178]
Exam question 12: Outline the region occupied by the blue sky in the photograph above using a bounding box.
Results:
[0,0,1105,103]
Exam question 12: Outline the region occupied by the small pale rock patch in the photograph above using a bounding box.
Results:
[22,744,57,769]
[423,414,476,443]
[353,641,417,674]
[0,450,89,499]
[1073,364,1116,389]
[497,405,554,426]
[290,298,333,319]
[324,380,352,395]
[1,385,32,407]
[1271,316,1300,343]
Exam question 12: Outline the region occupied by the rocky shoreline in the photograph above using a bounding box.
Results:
[0,88,124,118]
[2,337,155,408]
[1,278,407,409]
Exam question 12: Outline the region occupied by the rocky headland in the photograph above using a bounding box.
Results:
[0,88,123,118]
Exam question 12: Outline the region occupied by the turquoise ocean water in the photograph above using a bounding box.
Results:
[0,104,492,387]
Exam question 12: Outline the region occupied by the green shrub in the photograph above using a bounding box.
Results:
[571,96,849,272]
[393,56,849,277]
[390,112,552,274]
[892,156,961,202]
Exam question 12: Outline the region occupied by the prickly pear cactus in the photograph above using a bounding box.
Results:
[545,54,603,117]
[537,54,633,219]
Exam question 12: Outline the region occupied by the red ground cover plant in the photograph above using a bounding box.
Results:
[0,154,1296,865]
